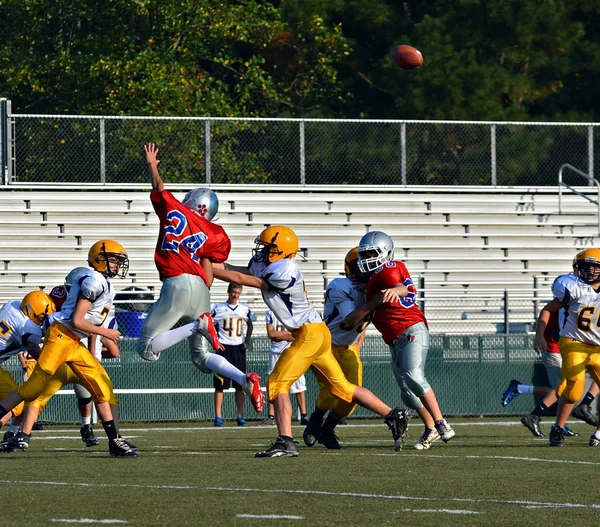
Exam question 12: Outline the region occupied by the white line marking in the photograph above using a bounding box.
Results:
[236,514,303,520]
[2,480,599,511]
[49,519,127,524]
[404,509,481,515]
[396,453,600,466]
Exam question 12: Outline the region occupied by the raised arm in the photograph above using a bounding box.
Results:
[144,143,165,192]
[212,265,265,290]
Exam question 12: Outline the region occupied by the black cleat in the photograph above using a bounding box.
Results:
[385,407,409,451]
[572,404,598,427]
[300,415,310,426]
[80,424,99,447]
[520,413,544,437]
[549,424,565,447]
[3,432,30,452]
[303,411,324,447]
[109,436,138,457]
[318,429,343,450]
[255,436,299,458]
[589,434,600,447]
[562,425,579,437]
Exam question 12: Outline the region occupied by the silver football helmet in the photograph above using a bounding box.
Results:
[357,231,395,273]
[64,266,93,293]
[181,188,219,221]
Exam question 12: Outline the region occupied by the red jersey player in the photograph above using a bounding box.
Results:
[134,143,264,414]
[356,231,455,450]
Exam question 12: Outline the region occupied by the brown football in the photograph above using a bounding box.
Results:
[390,45,423,70]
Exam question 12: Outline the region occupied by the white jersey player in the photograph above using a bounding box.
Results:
[213,226,407,458]
[211,301,252,346]
[536,249,600,447]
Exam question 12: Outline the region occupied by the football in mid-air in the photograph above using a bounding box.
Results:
[390,45,423,70]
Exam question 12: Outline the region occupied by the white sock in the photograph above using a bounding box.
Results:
[595,430,600,440]
[149,321,197,353]
[81,415,91,427]
[517,384,534,394]
[205,354,246,387]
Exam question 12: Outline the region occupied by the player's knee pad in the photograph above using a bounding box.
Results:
[401,389,424,411]
[403,368,430,398]
[17,369,50,402]
[562,378,585,404]
[78,396,93,406]
[190,349,212,374]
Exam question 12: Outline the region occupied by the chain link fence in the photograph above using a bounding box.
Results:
[1,102,598,186]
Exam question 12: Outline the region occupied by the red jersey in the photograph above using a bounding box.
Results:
[49,285,68,310]
[544,310,560,354]
[151,190,231,283]
[366,260,427,345]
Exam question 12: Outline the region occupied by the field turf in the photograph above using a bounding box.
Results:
[3,417,599,526]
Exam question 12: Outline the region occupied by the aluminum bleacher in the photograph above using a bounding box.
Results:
[0,187,595,333]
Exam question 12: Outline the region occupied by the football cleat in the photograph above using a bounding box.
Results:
[562,426,579,437]
[549,424,565,447]
[117,435,137,453]
[196,312,220,351]
[5,432,30,451]
[2,430,15,442]
[520,413,544,437]
[213,417,224,427]
[243,372,265,414]
[384,407,409,451]
[414,428,440,450]
[435,419,456,443]
[501,379,521,407]
[236,417,248,427]
[318,429,343,450]
[109,436,139,457]
[303,411,324,447]
[589,434,600,447]
[259,416,276,426]
[80,424,99,447]
[255,436,299,458]
[572,404,598,427]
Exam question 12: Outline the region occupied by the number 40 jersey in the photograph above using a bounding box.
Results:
[553,273,600,346]
[365,260,427,345]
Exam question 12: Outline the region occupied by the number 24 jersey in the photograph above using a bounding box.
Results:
[553,273,600,346]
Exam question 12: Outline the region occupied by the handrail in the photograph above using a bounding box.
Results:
[558,163,600,236]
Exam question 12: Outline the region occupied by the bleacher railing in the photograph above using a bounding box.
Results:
[2,104,600,187]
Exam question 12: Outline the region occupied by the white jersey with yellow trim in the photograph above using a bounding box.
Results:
[0,300,43,364]
[59,270,115,339]
[553,272,600,346]
[323,277,367,347]
[265,309,292,354]
[211,302,252,346]
[249,258,321,331]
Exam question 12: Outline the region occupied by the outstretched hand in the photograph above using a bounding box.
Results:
[144,143,160,165]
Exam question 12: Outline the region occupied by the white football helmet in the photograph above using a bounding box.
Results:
[64,266,93,293]
[357,231,395,273]
[181,188,219,221]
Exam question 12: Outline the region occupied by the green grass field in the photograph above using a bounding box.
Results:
[4,417,600,526]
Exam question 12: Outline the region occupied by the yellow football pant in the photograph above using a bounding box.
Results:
[557,337,600,403]
[0,368,24,417]
[267,322,356,403]
[18,322,118,405]
[315,343,362,417]
[28,363,119,412]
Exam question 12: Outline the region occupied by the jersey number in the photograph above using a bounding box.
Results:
[162,210,208,263]
[0,320,12,337]
[577,306,600,332]
[222,317,244,338]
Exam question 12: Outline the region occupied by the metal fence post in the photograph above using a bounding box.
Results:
[400,122,407,185]
[589,125,594,184]
[491,124,497,186]
[504,289,510,335]
[204,120,211,184]
[0,98,6,185]
[532,276,539,323]
[299,120,306,185]
[418,275,425,313]
[99,118,106,184]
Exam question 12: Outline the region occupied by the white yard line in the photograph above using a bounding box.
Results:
[49,520,127,524]
[404,509,481,515]
[2,479,599,511]
[237,514,303,520]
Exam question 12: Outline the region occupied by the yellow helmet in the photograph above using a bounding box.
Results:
[20,291,56,324]
[253,226,298,264]
[88,240,129,278]
[573,248,600,284]
[344,247,369,283]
